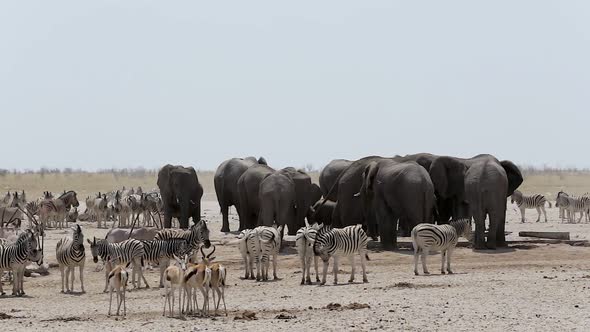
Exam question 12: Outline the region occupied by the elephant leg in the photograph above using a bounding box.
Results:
[486,209,499,249]
[376,201,396,250]
[472,209,486,250]
[220,204,230,232]
[163,210,172,229]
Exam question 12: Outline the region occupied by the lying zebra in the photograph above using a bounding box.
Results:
[510,190,551,223]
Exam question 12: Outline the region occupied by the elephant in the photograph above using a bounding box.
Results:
[428,154,523,249]
[277,168,315,235]
[307,200,336,226]
[358,159,435,249]
[319,159,353,201]
[157,164,203,229]
[258,171,297,235]
[214,156,267,232]
[236,164,276,230]
[310,183,323,206]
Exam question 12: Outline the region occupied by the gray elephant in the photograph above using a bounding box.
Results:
[236,164,276,230]
[319,159,353,201]
[214,156,267,232]
[258,171,297,234]
[278,168,315,235]
[429,154,523,249]
[310,183,322,206]
[358,159,435,249]
[157,164,203,229]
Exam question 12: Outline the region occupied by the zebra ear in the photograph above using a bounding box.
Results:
[86,239,92,244]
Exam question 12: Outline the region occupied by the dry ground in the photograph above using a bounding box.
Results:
[1,173,590,331]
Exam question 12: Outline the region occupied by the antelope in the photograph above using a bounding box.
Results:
[107,259,130,316]
[183,249,211,316]
[162,254,189,317]
[200,245,227,316]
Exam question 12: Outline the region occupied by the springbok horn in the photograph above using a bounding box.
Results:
[206,244,216,258]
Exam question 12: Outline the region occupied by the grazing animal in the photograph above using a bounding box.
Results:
[511,190,551,223]
[183,254,211,316]
[252,225,283,281]
[411,218,472,275]
[200,245,227,316]
[66,207,79,223]
[56,224,86,293]
[39,190,80,229]
[141,238,189,287]
[107,262,129,316]
[237,229,255,279]
[313,224,369,285]
[92,194,109,228]
[0,206,24,228]
[105,227,159,243]
[87,237,149,291]
[295,224,320,285]
[556,191,590,223]
[0,229,42,296]
[162,254,189,317]
[154,220,211,251]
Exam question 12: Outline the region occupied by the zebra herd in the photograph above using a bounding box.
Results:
[510,190,590,223]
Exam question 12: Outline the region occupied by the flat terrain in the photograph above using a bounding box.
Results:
[1,172,590,331]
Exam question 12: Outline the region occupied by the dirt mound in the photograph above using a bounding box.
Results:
[324,302,370,311]
[275,312,296,319]
[0,313,15,320]
[234,310,257,321]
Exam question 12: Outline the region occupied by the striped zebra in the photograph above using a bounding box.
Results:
[556,191,590,223]
[140,238,189,287]
[251,225,283,281]
[295,224,320,285]
[87,237,149,292]
[0,229,42,296]
[313,224,369,285]
[56,224,86,293]
[126,194,145,226]
[237,229,256,279]
[92,193,109,228]
[154,220,211,252]
[510,190,551,223]
[39,191,80,229]
[411,218,472,275]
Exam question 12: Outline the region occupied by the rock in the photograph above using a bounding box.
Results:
[275,312,296,320]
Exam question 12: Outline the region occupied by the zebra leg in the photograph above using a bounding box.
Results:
[348,255,355,283]
[447,248,454,274]
[59,265,65,293]
[541,206,547,223]
[413,247,420,275]
[314,256,320,282]
[520,208,525,223]
[421,248,430,275]
[272,253,279,280]
[360,249,368,283]
[535,207,541,222]
[333,256,339,285]
[80,264,86,293]
[66,266,73,292]
[103,266,109,292]
[136,259,150,288]
[300,253,306,285]
[441,251,446,274]
[321,259,329,285]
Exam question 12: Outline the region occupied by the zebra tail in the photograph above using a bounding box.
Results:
[546,200,552,208]
[365,253,370,261]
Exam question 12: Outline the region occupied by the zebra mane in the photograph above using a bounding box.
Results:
[59,190,76,199]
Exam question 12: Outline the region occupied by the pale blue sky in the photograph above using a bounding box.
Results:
[1,1,589,171]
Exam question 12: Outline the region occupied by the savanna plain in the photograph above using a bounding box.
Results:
[1,171,590,331]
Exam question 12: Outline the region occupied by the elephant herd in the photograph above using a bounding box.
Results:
[158,153,523,251]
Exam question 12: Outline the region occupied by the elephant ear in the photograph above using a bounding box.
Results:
[359,161,379,198]
[429,157,466,199]
[500,160,523,197]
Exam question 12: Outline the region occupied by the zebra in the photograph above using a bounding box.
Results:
[238,229,256,279]
[126,194,145,226]
[92,193,109,228]
[251,225,283,281]
[142,193,162,227]
[39,190,80,229]
[154,219,211,252]
[411,218,472,275]
[556,192,590,223]
[111,191,131,228]
[0,229,42,296]
[295,224,320,285]
[56,224,86,293]
[140,238,189,287]
[510,190,552,223]
[87,237,149,291]
[313,224,369,285]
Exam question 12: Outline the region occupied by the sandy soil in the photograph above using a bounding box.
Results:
[1,200,590,332]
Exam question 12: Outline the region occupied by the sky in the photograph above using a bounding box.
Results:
[1,1,589,171]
